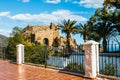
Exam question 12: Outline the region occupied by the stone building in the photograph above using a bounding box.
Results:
[23,23,76,47]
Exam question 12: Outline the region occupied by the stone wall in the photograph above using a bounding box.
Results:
[23,23,59,46]
[23,23,76,47]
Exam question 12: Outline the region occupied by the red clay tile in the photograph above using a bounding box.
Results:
[0,60,85,80]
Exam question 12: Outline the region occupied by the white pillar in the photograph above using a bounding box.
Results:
[84,40,99,79]
[16,44,24,65]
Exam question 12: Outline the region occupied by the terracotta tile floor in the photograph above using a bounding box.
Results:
[0,60,86,80]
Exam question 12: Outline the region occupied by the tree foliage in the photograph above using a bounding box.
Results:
[59,19,77,53]
[76,21,97,42]
[104,0,120,9]
[6,27,24,61]
[89,7,117,52]
[104,0,120,32]
[6,26,46,64]
[25,44,45,64]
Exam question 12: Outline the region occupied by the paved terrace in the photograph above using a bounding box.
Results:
[0,60,88,80]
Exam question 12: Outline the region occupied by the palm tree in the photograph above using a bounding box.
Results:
[59,19,77,53]
[77,22,93,43]
[89,8,116,52]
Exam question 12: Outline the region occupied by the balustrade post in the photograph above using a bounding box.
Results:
[84,40,99,79]
[16,44,24,65]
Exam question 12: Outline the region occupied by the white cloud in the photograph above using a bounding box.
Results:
[51,10,87,22]
[0,29,11,37]
[0,11,10,17]
[65,0,71,2]
[45,0,61,4]
[0,10,87,37]
[74,0,104,8]
[45,0,72,3]
[8,10,87,24]
[17,0,30,3]
[22,0,30,3]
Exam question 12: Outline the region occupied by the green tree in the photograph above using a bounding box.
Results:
[89,8,116,52]
[59,19,77,53]
[104,0,120,33]
[77,22,94,42]
[6,27,24,61]
[25,44,45,64]
[104,0,120,9]
[6,26,46,64]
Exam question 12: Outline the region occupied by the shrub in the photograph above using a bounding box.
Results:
[25,44,46,64]
[100,64,117,76]
[65,62,84,74]
[79,45,83,51]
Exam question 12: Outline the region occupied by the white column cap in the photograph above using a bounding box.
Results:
[84,40,99,45]
[17,44,24,47]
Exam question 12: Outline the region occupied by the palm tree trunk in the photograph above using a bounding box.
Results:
[66,33,71,54]
[84,39,87,43]
[103,37,107,52]
[84,35,88,43]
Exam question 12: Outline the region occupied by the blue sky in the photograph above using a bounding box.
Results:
[0,0,104,44]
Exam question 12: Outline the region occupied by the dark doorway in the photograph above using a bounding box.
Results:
[43,38,49,46]
[31,34,35,43]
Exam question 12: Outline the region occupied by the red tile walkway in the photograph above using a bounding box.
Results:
[0,60,87,80]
